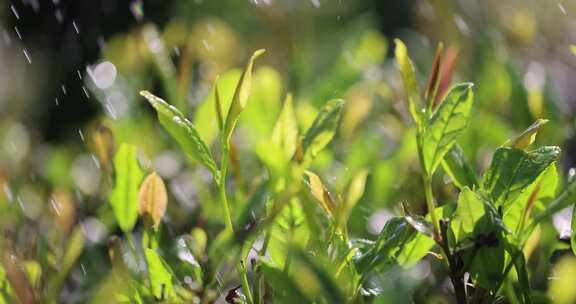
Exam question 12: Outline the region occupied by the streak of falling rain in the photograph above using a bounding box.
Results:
[558,2,567,15]
[3,184,13,202]
[82,86,90,98]
[90,154,101,169]
[23,48,32,64]
[55,97,59,105]
[61,84,67,94]
[81,264,87,276]
[78,129,85,142]
[311,0,321,8]
[50,197,62,216]
[72,21,80,34]
[14,26,22,40]
[104,103,118,120]
[10,5,20,20]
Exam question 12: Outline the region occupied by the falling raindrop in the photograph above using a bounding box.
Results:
[50,196,62,216]
[22,48,32,64]
[90,154,101,169]
[174,46,180,56]
[81,264,87,276]
[14,26,22,40]
[310,0,321,8]
[3,184,13,202]
[72,21,80,34]
[61,84,67,94]
[55,97,59,105]
[77,69,83,79]
[10,5,20,20]
[82,86,90,98]
[558,2,567,15]
[78,130,85,142]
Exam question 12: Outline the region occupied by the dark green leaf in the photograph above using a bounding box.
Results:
[140,91,219,177]
[423,83,474,174]
[482,146,560,206]
[260,262,309,303]
[109,143,145,233]
[442,144,479,189]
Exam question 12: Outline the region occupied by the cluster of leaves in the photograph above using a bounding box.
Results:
[1,22,576,303]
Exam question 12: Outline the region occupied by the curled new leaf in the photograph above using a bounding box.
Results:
[512,118,549,150]
[304,171,336,217]
[222,49,266,147]
[138,172,168,228]
[423,83,474,174]
[140,90,219,178]
[295,99,345,167]
[425,42,444,110]
[109,143,145,233]
[395,39,423,126]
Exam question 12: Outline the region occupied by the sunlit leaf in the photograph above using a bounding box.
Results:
[304,171,335,217]
[109,143,145,232]
[268,199,310,268]
[394,39,423,126]
[222,49,266,147]
[295,99,345,166]
[144,248,174,300]
[271,94,298,159]
[140,91,219,177]
[138,172,167,228]
[512,118,549,150]
[339,169,368,227]
[423,83,474,174]
[482,146,560,206]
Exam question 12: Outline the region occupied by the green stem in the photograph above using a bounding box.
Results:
[218,145,254,304]
[423,175,440,239]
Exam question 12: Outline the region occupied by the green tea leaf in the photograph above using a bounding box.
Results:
[504,242,532,304]
[452,188,486,242]
[271,94,298,159]
[293,249,346,303]
[268,199,310,268]
[140,91,219,177]
[482,146,560,206]
[512,118,548,150]
[144,248,174,300]
[296,99,345,166]
[355,217,413,274]
[222,49,266,147]
[394,39,423,126]
[425,42,444,110]
[109,143,145,232]
[260,262,309,303]
[442,144,479,189]
[304,170,335,217]
[423,83,474,174]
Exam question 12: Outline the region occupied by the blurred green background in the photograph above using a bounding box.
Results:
[1,0,576,302]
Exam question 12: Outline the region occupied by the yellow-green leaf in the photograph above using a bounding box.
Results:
[222,49,266,147]
[109,143,145,233]
[144,249,174,300]
[296,99,345,167]
[140,91,219,177]
[512,118,549,150]
[138,172,167,228]
[395,39,423,126]
[271,94,298,159]
[304,171,335,217]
